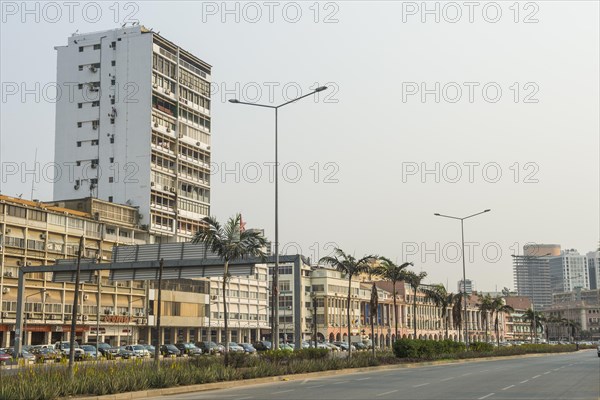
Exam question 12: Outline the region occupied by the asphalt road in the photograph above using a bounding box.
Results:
[155,350,600,400]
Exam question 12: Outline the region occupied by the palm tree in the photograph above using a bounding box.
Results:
[372,257,412,340]
[522,308,544,344]
[477,294,494,343]
[421,284,452,340]
[566,319,581,341]
[192,214,267,364]
[320,248,376,356]
[451,292,467,343]
[491,297,514,347]
[402,270,428,339]
[369,282,378,358]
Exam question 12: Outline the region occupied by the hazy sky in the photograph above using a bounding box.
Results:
[1,1,598,292]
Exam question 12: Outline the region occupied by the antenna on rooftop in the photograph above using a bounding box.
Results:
[30,148,38,200]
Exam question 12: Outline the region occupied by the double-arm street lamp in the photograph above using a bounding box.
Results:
[229,86,328,349]
[434,209,491,348]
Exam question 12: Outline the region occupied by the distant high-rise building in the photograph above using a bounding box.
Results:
[458,279,475,294]
[587,251,600,290]
[513,244,560,309]
[549,249,590,293]
[53,26,212,242]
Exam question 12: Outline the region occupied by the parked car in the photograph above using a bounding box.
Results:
[142,344,156,357]
[354,342,367,351]
[117,346,137,359]
[125,344,151,358]
[105,347,121,359]
[238,343,257,354]
[84,342,112,357]
[333,341,356,352]
[79,345,99,359]
[279,343,294,352]
[253,340,272,351]
[3,347,37,362]
[324,342,340,352]
[0,349,12,363]
[227,342,244,353]
[597,345,600,357]
[160,344,181,357]
[174,342,202,356]
[196,341,221,354]
[31,347,62,363]
[54,341,85,360]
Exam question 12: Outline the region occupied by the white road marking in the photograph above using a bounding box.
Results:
[307,385,324,389]
[543,371,551,375]
[478,393,495,400]
[413,383,430,387]
[532,375,541,379]
[376,390,399,397]
[235,397,254,400]
[462,373,473,376]
[441,377,455,381]
[520,380,529,384]
[356,377,371,381]
[501,385,515,391]
[332,380,349,384]
[272,390,294,395]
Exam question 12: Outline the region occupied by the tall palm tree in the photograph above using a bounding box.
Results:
[491,297,514,347]
[403,270,428,339]
[451,292,467,343]
[477,294,494,343]
[372,257,412,340]
[421,284,452,340]
[566,319,581,341]
[320,248,376,356]
[522,308,544,344]
[369,282,378,358]
[192,214,267,364]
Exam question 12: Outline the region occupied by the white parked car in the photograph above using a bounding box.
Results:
[125,344,151,357]
[228,342,245,353]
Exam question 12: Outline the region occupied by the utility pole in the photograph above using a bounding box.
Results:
[313,295,318,348]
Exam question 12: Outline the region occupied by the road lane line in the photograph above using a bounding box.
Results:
[376,390,398,397]
[307,385,324,389]
[413,383,430,388]
[235,397,254,400]
[532,375,541,379]
[462,373,473,376]
[441,377,455,381]
[332,380,349,384]
[501,385,515,391]
[520,380,529,384]
[272,390,294,395]
[478,393,495,400]
[543,371,551,375]
[356,377,371,381]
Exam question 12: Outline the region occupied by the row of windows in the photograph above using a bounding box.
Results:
[179,123,210,146]
[179,106,211,131]
[152,112,176,131]
[179,143,210,165]
[153,53,177,80]
[179,68,210,97]
[180,86,210,110]
[177,198,209,215]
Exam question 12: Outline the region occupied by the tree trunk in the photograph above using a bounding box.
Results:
[495,315,500,347]
[371,307,375,358]
[445,310,449,340]
[347,276,352,357]
[223,261,229,366]
[393,281,398,340]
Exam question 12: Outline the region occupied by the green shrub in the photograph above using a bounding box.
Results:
[469,342,494,353]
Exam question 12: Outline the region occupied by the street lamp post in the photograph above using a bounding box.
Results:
[434,209,491,349]
[229,85,328,350]
[23,290,48,346]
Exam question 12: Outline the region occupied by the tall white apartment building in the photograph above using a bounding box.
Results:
[549,249,590,294]
[53,26,212,242]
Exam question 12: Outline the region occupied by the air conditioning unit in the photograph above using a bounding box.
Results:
[26,262,32,266]
[154,122,159,127]
[83,294,89,301]
[1,312,8,318]
[165,89,171,95]
[3,272,13,277]
[207,146,211,150]
[6,228,11,234]
[152,83,158,89]
[169,187,176,193]
[178,133,184,138]
[65,315,72,320]
[92,125,98,130]
[196,142,201,147]
[2,287,9,294]
[166,127,171,132]
[16,260,22,266]
[82,315,89,321]
[91,164,98,169]
[163,185,169,191]
[40,233,46,239]
[140,224,149,230]
[89,66,97,73]
[150,182,155,187]
[74,185,80,190]
[26,313,33,319]
[142,318,147,324]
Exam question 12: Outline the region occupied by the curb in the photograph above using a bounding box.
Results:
[68,351,580,400]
